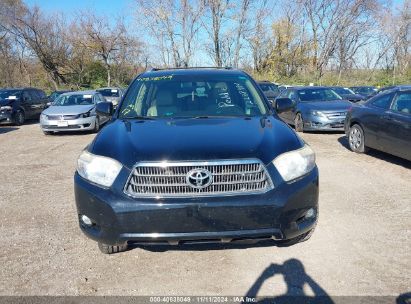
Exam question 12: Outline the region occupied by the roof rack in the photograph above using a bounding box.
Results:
[148,66,233,72]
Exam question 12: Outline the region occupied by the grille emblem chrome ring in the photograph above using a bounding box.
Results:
[186,168,213,189]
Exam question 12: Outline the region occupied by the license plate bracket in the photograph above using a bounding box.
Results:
[57,120,68,127]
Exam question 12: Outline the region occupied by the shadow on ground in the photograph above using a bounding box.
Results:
[0,126,19,134]
[244,259,334,304]
[338,135,411,168]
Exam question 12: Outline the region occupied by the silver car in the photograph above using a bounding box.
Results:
[96,87,123,108]
[40,91,110,135]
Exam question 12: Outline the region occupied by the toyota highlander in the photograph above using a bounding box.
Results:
[74,68,319,254]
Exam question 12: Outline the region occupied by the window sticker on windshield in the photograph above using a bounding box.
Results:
[7,96,17,99]
[111,89,118,92]
[83,94,93,98]
[137,75,173,82]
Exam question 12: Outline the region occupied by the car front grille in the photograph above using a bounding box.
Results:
[47,114,80,120]
[326,111,347,120]
[124,159,274,198]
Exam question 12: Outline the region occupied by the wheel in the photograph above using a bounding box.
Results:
[13,110,25,126]
[93,116,100,133]
[42,130,53,135]
[348,124,368,153]
[98,242,128,254]
[294,113,304,132]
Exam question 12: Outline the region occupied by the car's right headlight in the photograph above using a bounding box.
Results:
[40,113,47,120]
[273,145,316,182]
[0,106,12,111]
[77,150,122,187]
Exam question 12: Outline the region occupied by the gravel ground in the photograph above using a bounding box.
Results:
[0,122,410,299]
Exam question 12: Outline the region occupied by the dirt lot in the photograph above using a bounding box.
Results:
[0,122,410,299]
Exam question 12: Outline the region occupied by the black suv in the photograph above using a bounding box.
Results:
[74,68,319,254]
[0,88,49,125]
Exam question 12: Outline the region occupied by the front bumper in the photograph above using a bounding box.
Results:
[74,165,319,246]
[303,114,345,131]
[40,116,96,132]
[0,111,13,124]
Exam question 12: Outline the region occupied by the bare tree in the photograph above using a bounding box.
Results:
[232,0,251,67]
[203,0,231,66]
[77,14,139,86]
[0,1,70,88]
[135,0,203,67]
[244,0,273,71]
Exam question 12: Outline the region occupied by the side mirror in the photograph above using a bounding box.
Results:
[96,102,113,117]
[275,98,294,113]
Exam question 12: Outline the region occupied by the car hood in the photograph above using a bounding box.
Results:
[0,99,15,106]
[89,116,303,168]
[300,100,352,111]
[42,105,95,115]
[340,93,363,100]
[104,96,120,102]
[264,91,279,99]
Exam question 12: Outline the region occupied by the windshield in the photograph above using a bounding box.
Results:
[0,90,21,101]
[332,87,355,95]
[119,74,268,119]
[352,87,376,95]
[259,83,279,93]
[298,88,342,102]
[98,89,120,97]
[53,94,95,106]
[49,91,67,101]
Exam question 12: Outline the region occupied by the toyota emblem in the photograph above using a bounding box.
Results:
[186,168,213,189]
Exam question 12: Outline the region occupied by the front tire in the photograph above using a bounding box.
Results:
[13,110,25,126]
[294,113,304,132]
[348,124,368,153]
[93,116,100,133]
[98,242,128,254]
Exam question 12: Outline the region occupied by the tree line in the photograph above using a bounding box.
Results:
[0,0,409,91]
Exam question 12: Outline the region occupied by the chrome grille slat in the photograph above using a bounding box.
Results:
[124,159,274,198]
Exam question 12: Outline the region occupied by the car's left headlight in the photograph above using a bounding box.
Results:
[311,110,325,117]
[77,150,122,187]
[273,145,316,182]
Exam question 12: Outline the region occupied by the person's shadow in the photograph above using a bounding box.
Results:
[245,259,334,304]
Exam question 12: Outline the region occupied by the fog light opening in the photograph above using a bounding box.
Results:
[305,208,316,219]
[80,214,93,227]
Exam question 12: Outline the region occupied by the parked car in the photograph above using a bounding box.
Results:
[257,81,280,105]
[96,87,123,108]
[40,90,110,135]
[329,86,363,102]
[345,85,411,161]
[349,86,377,99]
[48,90,72,103]
[74,68,319,254]
[0,87,49,125]
[375,85,411,95]
[275,86,352,132]
[278,85,294,92]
